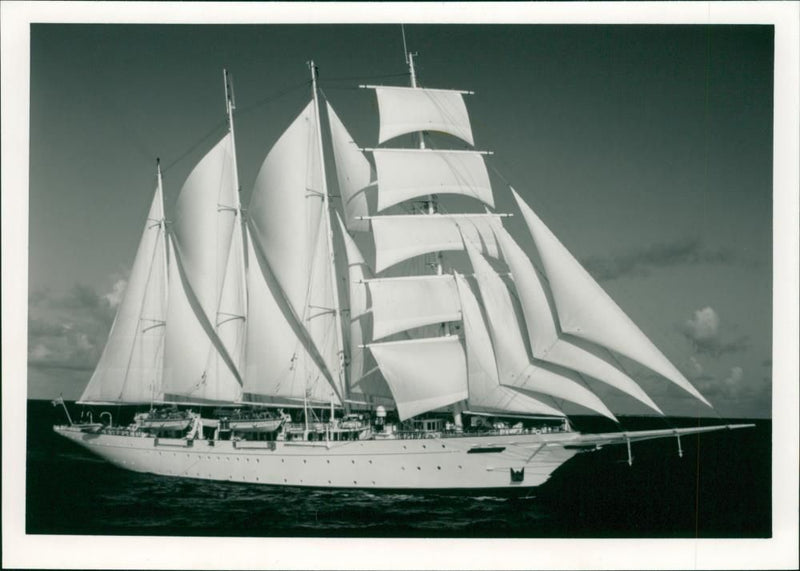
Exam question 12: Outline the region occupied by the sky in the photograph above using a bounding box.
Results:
[23,22,775,418]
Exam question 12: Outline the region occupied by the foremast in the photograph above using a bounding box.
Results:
[405,49,462,427]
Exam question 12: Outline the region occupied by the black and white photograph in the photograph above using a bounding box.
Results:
[3,2,798,569]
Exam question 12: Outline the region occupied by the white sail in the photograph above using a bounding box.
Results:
[248,101,342,400]
[79,180,167,404]
[371,213,502,273]
[305,200,343,398]
[163,237,242,403]
[372,149,494,212]
[170,134,237,327]
[367,275,460,340]
[495,226,663,414]
[215,211,247,396]
[511,189,711,407]
[249,101,322,317]
[454,273,564,417]
[464,238,617,420]
[371,85,474,145]
[162,133,244,403]
[336,214,394,403]
[243,228,339,406]
[327,102,374,232]
[368,336,468,421]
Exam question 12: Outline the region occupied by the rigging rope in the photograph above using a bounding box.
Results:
[161,119,226,175]
[162,80,310,175]
[321,71,410,83]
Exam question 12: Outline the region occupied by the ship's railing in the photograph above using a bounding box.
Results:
[390,424,568,440]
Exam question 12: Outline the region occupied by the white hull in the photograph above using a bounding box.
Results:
[54,425,579,490]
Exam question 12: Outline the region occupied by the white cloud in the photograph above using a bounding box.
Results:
[104,278,127,308]
[684,306,720,342]
[681,306,747,356]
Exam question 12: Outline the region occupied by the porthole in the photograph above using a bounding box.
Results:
[326,459,330,464]
[303,459,307,464]
[422,444,427,449]
[351,459,355,464]
[437,466,441,470]
[417,466,421,470]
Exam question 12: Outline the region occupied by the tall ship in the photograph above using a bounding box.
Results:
[53,48,752,491]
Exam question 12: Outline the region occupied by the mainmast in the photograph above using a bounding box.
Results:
[309,60,348,411]
[223,68,248,305]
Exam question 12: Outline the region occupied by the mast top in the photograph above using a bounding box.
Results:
[307,60,319,82]
[223,68,235,111]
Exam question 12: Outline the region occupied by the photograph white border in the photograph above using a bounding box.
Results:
[3,2,798,569]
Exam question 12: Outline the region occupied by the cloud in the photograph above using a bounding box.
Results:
[582,237,747,282]
[104,278,127,308]
[684,306,719,343]
[28,282,118,375]
[681,306,749,356]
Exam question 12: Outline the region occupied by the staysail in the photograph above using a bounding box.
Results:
[495,225,663,414]
[79,170,168,404]
[511,189,711,407]
[463,237,617,420]
[454,273,564,417]
[327,102,374,233]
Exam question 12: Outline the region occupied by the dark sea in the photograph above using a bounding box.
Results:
[26,400,771,538]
